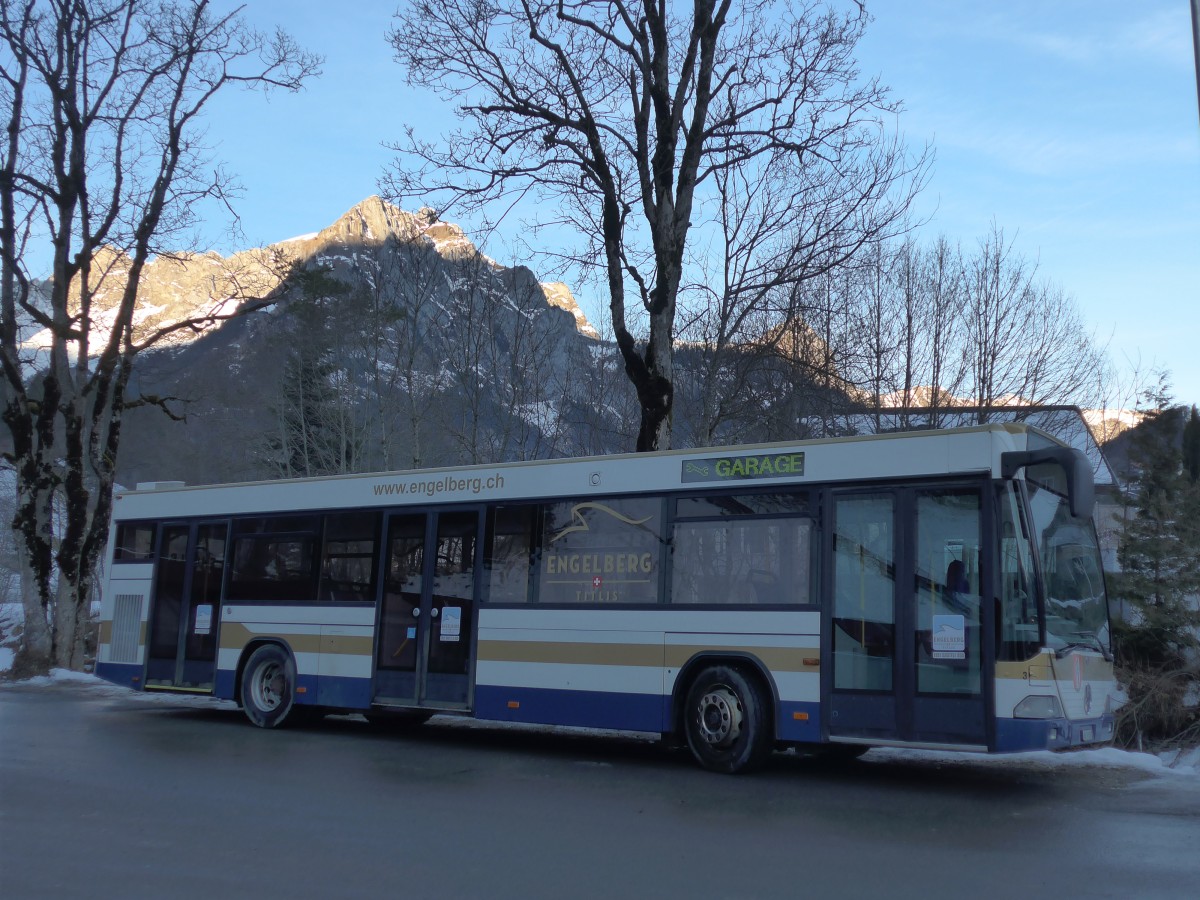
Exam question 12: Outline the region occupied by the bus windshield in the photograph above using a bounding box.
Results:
[1025,464,1111,656]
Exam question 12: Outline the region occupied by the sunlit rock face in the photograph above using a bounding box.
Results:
[104,197,615,485]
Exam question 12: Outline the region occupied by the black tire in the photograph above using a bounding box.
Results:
[240,644,301,728]
[683,665,774,774]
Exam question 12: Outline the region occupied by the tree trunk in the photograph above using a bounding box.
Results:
[14,549,53,676]
[52,573,92,670]
[635,324,675,452]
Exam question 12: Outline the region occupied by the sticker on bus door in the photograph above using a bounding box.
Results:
[194,605,212,635]
[440,607,461,642]
[931,614,966,659]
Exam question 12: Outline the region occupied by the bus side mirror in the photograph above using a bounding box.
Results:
[1001,448,1094,519]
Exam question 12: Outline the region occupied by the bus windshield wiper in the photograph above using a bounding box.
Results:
[1054,632,1111,662]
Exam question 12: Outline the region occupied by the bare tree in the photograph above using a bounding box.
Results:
[369,237,444,470]
[842,236,970,429]
[0,0,319,674]
[437,247,577,465]
[260,273,373,479]
[963,225,1104,419]
[387,0,927,451]
[485,272,578,462]
[755,225,1103,437]
[676,142,925,446]
[913,235,969,427]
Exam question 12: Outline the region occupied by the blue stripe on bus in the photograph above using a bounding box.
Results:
[994,718,1068,751]
[776,701,821,742]
[95,661,143,689]
[215,669,236,700]
[314,674,371,709]
[476,687,822,741]
[475,685,668,733]
[214,669,370,709]
[995,715,1116,752]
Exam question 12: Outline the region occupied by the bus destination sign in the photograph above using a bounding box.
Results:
[681,451,805,483]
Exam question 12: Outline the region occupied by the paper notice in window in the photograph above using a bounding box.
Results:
[440,606,462,642]
[194,605,212,635]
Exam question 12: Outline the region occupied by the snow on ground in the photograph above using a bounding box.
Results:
[865,745,1199,778]
[0,601,21,675]
[3,668,239,710]
[2,669,1197,779]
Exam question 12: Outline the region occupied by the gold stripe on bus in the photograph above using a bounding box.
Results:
[319,634,374,656]
[996,653,1115,682]
[995,659,1043,680]
[218,622,323,655]
[98,620,149,649]
[665,645,820,673]
[1060,655,1115,682]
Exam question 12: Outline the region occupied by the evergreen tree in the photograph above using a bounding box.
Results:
[1183,405,1200,484]
[1111,383,1200,745]
[261,271,367,478]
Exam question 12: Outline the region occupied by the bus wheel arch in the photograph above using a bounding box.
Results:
[238,641,300,728]
[676,656,776,774]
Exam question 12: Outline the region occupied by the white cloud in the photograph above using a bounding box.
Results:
[938,127,1195,178]
[987,6,1192,68]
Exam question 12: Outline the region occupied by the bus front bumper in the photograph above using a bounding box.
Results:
[995,714,1116,752]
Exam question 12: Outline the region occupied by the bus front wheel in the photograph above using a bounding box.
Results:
[683,665,773,774]
[241,644,300,728]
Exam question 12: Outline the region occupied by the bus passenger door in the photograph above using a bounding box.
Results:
[374,510,481,709]
[828,493,899,740]
[827,487,989,748]
[906,487,989,746]
[145,521,228,691]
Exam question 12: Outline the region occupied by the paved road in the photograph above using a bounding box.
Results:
[2,682,1198,900]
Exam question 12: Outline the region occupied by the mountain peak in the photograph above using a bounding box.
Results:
[279,196,491,265]
[24,197,600,352]
[310,195,422,247]
[541,282,599,340]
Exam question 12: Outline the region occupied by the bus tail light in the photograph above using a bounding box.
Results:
[1014,695,1063,719]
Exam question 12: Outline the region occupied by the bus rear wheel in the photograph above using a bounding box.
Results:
[241,644,300,728]
[683,665,773,774]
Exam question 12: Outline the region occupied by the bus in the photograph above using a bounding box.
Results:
[95,423,1121,773]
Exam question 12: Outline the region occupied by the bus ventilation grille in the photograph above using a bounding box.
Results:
[110,594,144,663]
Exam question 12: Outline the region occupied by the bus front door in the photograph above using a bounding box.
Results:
[373,509,481,709]
[145,521,227,691]
[828,487,990,748]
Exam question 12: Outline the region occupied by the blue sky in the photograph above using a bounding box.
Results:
[208,1,1200,407]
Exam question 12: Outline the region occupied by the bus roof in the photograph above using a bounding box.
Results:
[111,423,1063,522]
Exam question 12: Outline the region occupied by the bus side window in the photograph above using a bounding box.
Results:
[319,511,381,603]
[997,484,1040,661]
[538,497,662,604]
[114,521,156,562]
[227,516,321,603]
[671,517,814,606]
[229,535,317,603]
[485,506,535,603]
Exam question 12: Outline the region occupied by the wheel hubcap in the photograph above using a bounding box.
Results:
[696,686,743,748]
[252,662,284,711]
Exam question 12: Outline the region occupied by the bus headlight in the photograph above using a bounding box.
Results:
[1014,695,1063,719]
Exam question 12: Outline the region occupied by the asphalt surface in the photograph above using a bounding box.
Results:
[2,681,1198,899]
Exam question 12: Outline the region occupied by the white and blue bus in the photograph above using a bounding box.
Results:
[96,424,1120,773]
